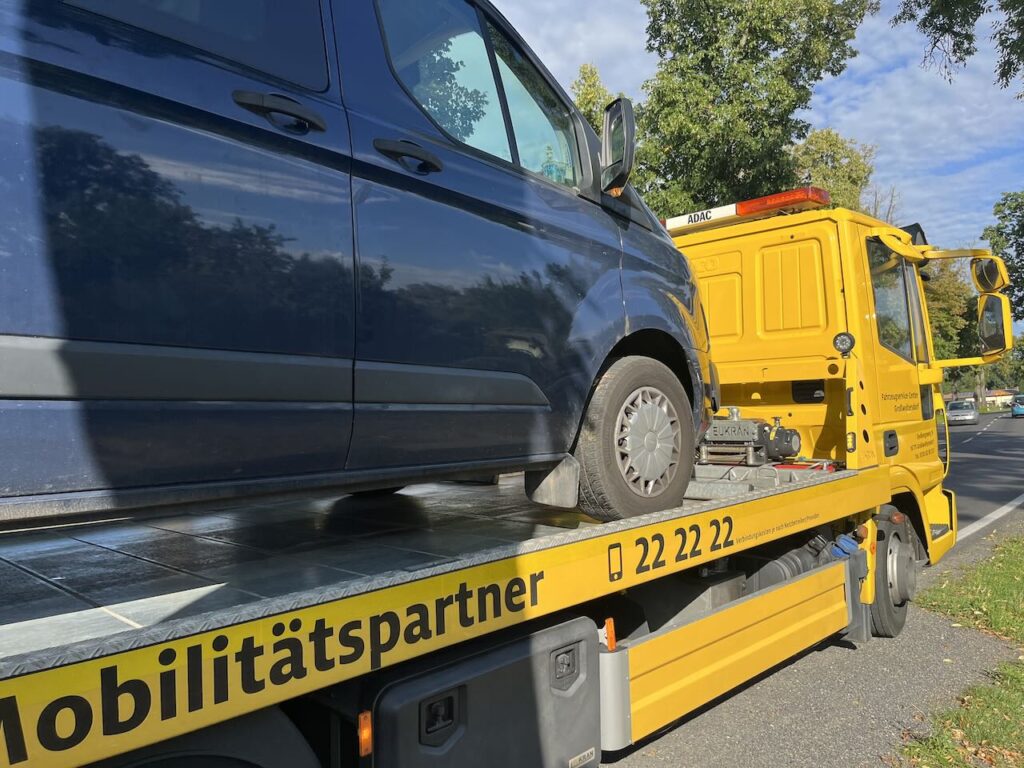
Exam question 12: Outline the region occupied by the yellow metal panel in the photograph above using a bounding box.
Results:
[629,564,850,742]
[859,518,878,605]
[686,221,844,371]
[758,242,827,335]
[703,273,743,341]
[0,470,891,768]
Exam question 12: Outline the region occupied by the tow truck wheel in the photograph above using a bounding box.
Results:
[575,356,695,521]
[870,510,921,638]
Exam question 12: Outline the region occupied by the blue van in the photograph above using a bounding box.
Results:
[0,0,712,521]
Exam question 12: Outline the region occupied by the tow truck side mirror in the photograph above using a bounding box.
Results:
[601,98,636,195]
[971,257,1011,293]
[929,292,1014,368]
[978,293,1013,358]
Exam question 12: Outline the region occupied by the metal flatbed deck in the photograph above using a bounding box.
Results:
[0,467,891,768]
[0,469,887,678]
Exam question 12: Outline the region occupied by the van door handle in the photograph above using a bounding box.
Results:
[232,90,327,133]
[373,138,444,174]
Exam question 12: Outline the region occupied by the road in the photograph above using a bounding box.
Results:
[607,412,1024,768]
[946,412,1024,537]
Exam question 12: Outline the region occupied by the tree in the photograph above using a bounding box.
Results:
[570,64,616,135]
[633,0,876,217]
[892,0,1024,95]
[986,336,1024,389]
[792,129,876,211]
[981,191,1024,320]
[923,260,974,361]
[865,184,903,224]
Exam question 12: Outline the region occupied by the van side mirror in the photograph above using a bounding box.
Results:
[978,293,1013,357]
[601,98,636,194]
[971,257,1010,293]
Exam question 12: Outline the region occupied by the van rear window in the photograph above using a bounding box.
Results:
[66,0,329,91]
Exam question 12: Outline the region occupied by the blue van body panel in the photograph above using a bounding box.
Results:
[0,3,355,499]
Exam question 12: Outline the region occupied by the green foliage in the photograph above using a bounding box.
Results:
[791,128,876,211]
[633,0,876,217]
[982,191,1024,321]
[893,0,1024,96]
[986,333,1024,390]
[570,64,616,136]
[919,535,1024,646]
[902,661,1024,767]
[904,539,1024,767]
[924,260,974,360]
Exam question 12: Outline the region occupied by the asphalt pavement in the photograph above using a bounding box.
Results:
[606,412,1024,768]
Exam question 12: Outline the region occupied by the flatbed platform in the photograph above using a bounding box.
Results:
[0,466,890,768]
[0,467,885,678]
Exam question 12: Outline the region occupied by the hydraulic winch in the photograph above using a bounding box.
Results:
[699,408,802,466]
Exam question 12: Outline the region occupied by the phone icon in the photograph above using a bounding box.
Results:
[607,543,623,582]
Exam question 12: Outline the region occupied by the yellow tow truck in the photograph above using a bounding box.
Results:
[0,191,1012,768]
[668,186,1014,604]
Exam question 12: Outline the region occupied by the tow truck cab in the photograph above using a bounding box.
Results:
[668,188,1015,565]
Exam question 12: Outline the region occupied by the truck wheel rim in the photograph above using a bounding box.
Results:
[886,530,917,605]
[615,386,681,498]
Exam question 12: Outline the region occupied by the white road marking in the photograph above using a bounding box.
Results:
[959,489,1024,541]
[961,414,1005,444]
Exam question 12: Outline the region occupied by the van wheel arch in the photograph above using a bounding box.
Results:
[581,329,698,437]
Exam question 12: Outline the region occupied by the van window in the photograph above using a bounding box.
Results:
[867,239,914,361]
[376,0,513,162]
[486,22,579,188]
[65,0,329,90]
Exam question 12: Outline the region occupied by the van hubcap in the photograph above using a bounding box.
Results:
[615,387,681,498]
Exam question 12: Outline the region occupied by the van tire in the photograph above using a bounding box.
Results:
[575,356,695,521]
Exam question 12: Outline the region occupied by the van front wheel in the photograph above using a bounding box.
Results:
[575,357,695,521]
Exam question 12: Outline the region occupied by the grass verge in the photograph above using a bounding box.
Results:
[901,537,1024,767]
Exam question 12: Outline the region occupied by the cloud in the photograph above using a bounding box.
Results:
[503,1,1023,247]
[493,0,655,97]
[810,2,1024,246]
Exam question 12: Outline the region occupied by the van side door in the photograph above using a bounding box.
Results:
[335,0,626,471]
[0,1,355,502]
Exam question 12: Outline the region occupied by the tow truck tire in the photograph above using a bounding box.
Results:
[870,510,921,638]
[575,356,695,521]
[94,707,319,768]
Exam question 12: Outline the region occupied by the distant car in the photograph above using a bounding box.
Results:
[946,400,980,426]
[1012,396,1024,419]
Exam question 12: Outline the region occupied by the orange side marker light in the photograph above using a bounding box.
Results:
[358,710,373,757]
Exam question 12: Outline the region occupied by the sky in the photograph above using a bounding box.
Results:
[495,0,1024,251]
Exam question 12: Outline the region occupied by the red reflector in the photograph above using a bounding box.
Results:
[736,187,831,217]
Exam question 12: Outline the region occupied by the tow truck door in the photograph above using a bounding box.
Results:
[861,234,939,484]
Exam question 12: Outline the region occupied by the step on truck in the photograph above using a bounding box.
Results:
[0,190,1013,768]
